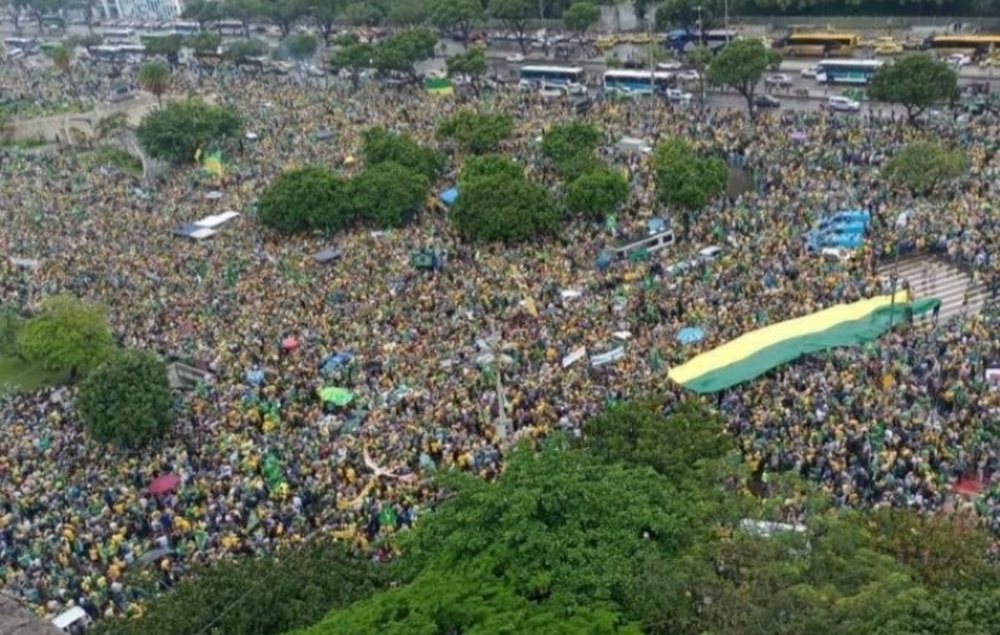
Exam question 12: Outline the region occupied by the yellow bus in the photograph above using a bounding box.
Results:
[775,32,861,57]
[924,34,1000,60]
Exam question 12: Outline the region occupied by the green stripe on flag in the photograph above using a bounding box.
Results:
[671,297,941,394]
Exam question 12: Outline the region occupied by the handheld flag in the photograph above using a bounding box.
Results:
[202,150,224,178]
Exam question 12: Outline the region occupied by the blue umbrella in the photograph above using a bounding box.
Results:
[596,252,613,271]
[439,187,458,205]
[676,327,705,345]
[246,369,265,385]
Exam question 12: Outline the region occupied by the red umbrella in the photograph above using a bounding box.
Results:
[148,474,181,496]
[281,337,299,350]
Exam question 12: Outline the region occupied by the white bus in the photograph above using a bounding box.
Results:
[215,19,244,36]
[518,65,585,92]
[172,21,201,35]
[815,59,884,85]
[603,69,674,95]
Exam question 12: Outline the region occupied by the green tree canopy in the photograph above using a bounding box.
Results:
[141,34,183,58]
[17,295,114,378]
[436,109,514,155]
[92,540,387,635]
[583,398,732,485]
[430,0,483,42]
[489,0,535,53]
[299,442,698,634]
[563,1,600,37]
[445,46,487,95]
[257,166,352,234]
[349,162,430,228]
[135,98,243,165]
[706,38,781,116]
[372,28,436,79]
[342,1,385,27]
[226,37,270,60]
[283,31,319,60]
[652,137,726,235]
[361,125,444,180]
[457,153,523,190]
[868,53,960,124]
[450,171,560,243]
[653,0,732,32]
[329,41,374,87]
[185,31,223,54]
[883,140,966,196]
[77,350,173,448]
[564,166,629,222]
[387,0,433,27]
[541,121,602,168]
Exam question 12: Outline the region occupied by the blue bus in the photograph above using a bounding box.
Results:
[518,65,586,90]
[602,70,673,95]
[815,59,884,85]
[664,29,735,53]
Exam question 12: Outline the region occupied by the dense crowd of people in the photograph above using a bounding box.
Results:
[2,53,1000,626]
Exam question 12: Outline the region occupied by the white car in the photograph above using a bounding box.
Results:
[677,69,700,82]
[764,73,793,87]
[505,53,525,63]
[666,88,693,103]
[657,61,683,71]
[800,65,820,78]
[946,53,971,68]
[821,96,861,112]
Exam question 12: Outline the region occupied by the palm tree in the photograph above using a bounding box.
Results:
[138,61,171,106]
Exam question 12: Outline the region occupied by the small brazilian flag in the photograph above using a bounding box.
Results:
[424,77,454,95]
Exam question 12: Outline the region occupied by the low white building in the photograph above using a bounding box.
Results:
[100,0,184,21]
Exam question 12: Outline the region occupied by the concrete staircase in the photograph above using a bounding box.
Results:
[877,254,990,324]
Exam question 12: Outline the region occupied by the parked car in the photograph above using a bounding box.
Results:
[753,94,781,109]
[871,36,903,55]
[764,73,793,87]
[656,61,683,71]
[665,88,693,103]
[821,96,861,112]
[677,69,700,82]
[800,65,820,78]
[505,53,525,63]
[946,53,971,68]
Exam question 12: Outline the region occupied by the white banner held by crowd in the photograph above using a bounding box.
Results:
[590,347,625,368]
[562,347,587,368]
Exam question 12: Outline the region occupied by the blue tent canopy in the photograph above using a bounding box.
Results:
[439,188,458,205]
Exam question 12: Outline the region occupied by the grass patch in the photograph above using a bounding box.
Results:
[85,145,144,177]
[0,356,65,392]
[0,134,49,150]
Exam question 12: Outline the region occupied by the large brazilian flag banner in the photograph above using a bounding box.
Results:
[669,292,941,394]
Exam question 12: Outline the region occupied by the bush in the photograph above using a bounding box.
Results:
[77,350,174,448]
[258,167,353,235]
[436,110,514,155]
[457,154,523,190]
[361,126,445,180]
[349,162,430,229]
[450,172,560,243]
[135,98,242,165]
[565,167,629,222]
[91,540,386,635]
[17,295,114,379]
[541,121,601,167]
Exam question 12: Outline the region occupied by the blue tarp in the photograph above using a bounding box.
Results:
[439,188,458,205]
